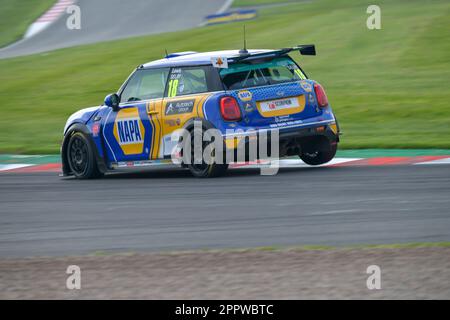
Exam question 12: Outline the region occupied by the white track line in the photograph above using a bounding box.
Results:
[217,0,235,14]
[24,0,76,39]
[415,157,450,165]
[0,164,33,172]
[231,158,361,169]
[1,157,449,172]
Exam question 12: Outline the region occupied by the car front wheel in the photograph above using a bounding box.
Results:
[67,132,103,179]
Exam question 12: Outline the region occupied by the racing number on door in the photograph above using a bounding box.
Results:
[167,68,182,97]
[167,79,178,97]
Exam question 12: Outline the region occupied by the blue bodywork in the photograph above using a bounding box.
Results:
[62,49,339,172]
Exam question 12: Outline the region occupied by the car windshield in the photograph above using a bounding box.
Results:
[219,56,306,90]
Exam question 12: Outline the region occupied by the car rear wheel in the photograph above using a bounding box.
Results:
[67,132,103,179]
[300,143,337,166]
[186,128,228,178]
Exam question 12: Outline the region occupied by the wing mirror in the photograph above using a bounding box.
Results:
[104,93,120,111]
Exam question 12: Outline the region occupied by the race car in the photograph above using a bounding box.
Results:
[61,45,340,178]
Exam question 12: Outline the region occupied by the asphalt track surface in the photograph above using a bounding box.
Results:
[1,164,449,258]
[0,0,230,59]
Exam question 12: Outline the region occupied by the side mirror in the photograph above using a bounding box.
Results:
[104,93,120,111]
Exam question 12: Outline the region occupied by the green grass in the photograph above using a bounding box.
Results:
[0,0,449,153]
[0,0,56,48]
[232,0,297,7]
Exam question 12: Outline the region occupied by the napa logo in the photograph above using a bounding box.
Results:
[117,118,142,145]
[113,108,145,155]
[238,90,252,101]
[300,80,313,92]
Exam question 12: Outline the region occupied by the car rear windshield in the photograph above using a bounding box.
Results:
[219,56,306,90]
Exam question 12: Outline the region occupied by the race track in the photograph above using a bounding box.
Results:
[1,164,449,257]
[0,0,230,59]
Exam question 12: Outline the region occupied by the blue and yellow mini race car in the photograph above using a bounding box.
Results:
[61,45,340,178]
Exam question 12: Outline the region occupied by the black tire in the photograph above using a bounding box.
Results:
[185,128,228,178]
[67,132,103,179]
[300,143,337,166]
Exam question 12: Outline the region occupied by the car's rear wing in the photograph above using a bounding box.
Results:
[278,44,316,56]
[230,45,316,63]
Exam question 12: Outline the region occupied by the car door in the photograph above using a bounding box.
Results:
[102,67,169,164]
[160,66,214,157]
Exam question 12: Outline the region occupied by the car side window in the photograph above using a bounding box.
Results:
[120,68,169,103]
[166,67,208,97]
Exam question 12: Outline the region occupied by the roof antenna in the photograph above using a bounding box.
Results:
[239,25,248,55]
[164,48,168,58]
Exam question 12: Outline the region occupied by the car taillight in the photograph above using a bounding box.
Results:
[314,83,329,108]
[220,96,242,121]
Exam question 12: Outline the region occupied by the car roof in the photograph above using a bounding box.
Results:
[141,49,273,68]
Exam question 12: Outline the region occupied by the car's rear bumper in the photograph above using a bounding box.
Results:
[224,121,340,159]
[278,121,339,141]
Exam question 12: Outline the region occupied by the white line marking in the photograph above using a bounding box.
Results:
[25,0,76,38]
[217,0,235,14]
[9,155,45,159]
[415,157,450,165]
[231,158,362,169]
[0,164,33,172]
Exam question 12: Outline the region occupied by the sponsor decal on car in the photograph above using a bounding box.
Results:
[238,90,252,101]
[165,99,195,115]
[113,107,145,155]
[116,119,142,144]
[257,95,306,117]
[275,115,291,123]
[300,80,313,92]
[91,123,100,137]
[269,119,304,128]
[244,102,254,113]
[211,56,228,69]
[164,118,181,127]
